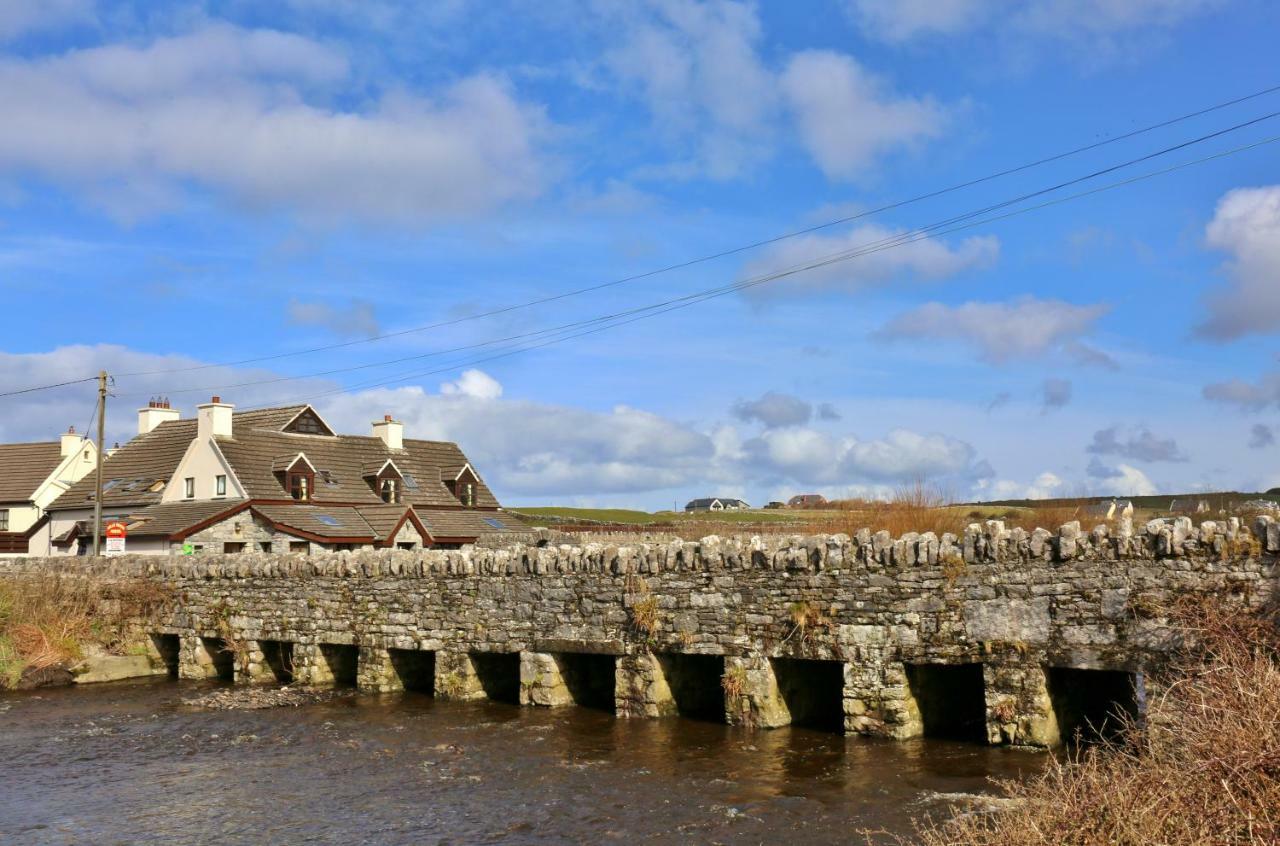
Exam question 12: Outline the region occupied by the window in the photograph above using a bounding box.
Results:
[290,541,309,554]
[288,472,311,501]
[215,475,226,497]
[463,483,474,507]
[222,541,245,554]
[397,541,415,550]
[0,509,8,531]
[184,477,195,499]
[380,478,399,504]
[258,541,272,553]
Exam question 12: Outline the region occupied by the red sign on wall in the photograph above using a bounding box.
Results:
[105,521,127,539]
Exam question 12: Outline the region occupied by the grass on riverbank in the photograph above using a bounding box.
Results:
[911,601,1280,845]
[0,573,170,689]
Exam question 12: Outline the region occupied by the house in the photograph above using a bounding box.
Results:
[32,397,513,556]
[684,497,750,512]
[764,501,785,510]
[1083,499,1135,521]
[787,493,827,508]
[1169,498,1210,515]
[0,428,97,556]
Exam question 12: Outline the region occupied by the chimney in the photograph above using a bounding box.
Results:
[60,425,86,458]
[197,396,234,440]
[137,397,180,435]
[372,413,403,450]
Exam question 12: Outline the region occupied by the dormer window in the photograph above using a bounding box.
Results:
[447,464,479,507]
[380,478,399,504]
[288,471,312,502]
[462,483,474,507]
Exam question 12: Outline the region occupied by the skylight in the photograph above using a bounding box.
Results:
[482,517,505,529]
[314,514,340,527]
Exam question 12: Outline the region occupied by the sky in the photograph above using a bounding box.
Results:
[1,0,1279,510]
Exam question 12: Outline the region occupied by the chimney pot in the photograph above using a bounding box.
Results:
[212,395,221,404]
[384,414,393,422]
[137,400,181,435]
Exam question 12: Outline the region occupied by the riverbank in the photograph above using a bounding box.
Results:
[0,572,171,690]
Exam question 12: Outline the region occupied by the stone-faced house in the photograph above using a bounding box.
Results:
[684,497,750,512]
[33,397,513,556]
[0,428,96,556]
[787,493,827,508]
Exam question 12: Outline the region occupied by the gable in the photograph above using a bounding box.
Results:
[282,407,335,436]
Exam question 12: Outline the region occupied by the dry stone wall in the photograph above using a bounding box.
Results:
[6,515,1278,747]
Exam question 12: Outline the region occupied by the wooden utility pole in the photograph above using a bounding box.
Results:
[92,370,107,557]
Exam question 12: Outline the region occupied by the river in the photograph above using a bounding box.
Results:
[0,678,1041,845]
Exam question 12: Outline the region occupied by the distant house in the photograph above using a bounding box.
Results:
[1169,498,1210,515]
[787,493,827,508]
[0,428,97,556]
[684,497,750,512]
[1083,499,1134,521]
[764,501,785,510]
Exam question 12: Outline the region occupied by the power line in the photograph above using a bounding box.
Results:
[0,375,99,399]
[112,82,1280,380]
[123,110,1280,402]
[237,132,1280,411]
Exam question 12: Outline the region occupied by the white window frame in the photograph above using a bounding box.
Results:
[184,477,195,499]
[215,475,227,497]
[0,509,8,531]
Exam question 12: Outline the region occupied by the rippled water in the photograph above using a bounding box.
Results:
[0,679,1042,845]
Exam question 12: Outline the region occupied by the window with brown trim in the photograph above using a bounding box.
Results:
[379,477,399,504]
[287,471,312,502]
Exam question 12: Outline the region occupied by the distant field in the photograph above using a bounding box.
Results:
[511,506,803,526]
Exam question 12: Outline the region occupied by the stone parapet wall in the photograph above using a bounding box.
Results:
[6,516,1277,748]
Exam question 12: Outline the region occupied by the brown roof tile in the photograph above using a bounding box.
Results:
[125,499,248,537]
[0,441,65,502]
[252,503,376,539]
[415,508,514,539]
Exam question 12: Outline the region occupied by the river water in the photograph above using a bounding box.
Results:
[0,679,1041,845]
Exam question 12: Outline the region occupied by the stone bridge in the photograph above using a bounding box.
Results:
[9,516,1279,748]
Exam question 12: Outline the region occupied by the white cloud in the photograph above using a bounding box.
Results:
[1087,424,1187,463]
[440,369,503,400]
[743,224,997,298]
[1087,459,1158,497]
[602,0,948,180]
[844,0,981,41]
[1202,371,1280,411]
[779,50,945,180]
[1196,186,1280,340]
[731,391,813,428]
[0,0,93,41]
[0,24,549,223]
[880,298,1109,364]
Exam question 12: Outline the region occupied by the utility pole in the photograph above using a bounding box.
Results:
[92,370,107,557]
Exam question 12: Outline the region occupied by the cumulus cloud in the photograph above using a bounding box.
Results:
[779,50,945,180]
[1196,186,1280,340]
[731,391,812,428]
[879,297,1110,364]
[602,1,948,180]
[1086,457,1158,496]
[439,369,503,400]
[0,24,549,222]
[1203,371,1280,411]
[847,0,1221,46]
[1250,423,1276,449]
[817,403,842,421]
[1087,425,1187,463]
[286,299,380,338]
[743,426,981,486]
[743,224,997,299]
[1042,378,1072,412]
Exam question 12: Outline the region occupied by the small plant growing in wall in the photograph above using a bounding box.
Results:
[781,600,831,648]
[624,575,660,644]
[941,549,967,586]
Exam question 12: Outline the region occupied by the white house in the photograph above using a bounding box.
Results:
[0,428,96,556]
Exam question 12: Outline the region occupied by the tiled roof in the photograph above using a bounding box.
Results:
[126,499,248,537]
[215,426,499,508]
[416,508,514,538]
[252,503,379,539]
[54,407,308,512]
[0,441,64,502]
[353,504,413,539]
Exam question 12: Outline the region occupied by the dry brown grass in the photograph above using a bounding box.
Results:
[909,601,1280,845]
[810,482,969,537]
[0,573,172,688]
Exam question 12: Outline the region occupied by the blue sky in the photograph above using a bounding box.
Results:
[2,0,1280,508]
